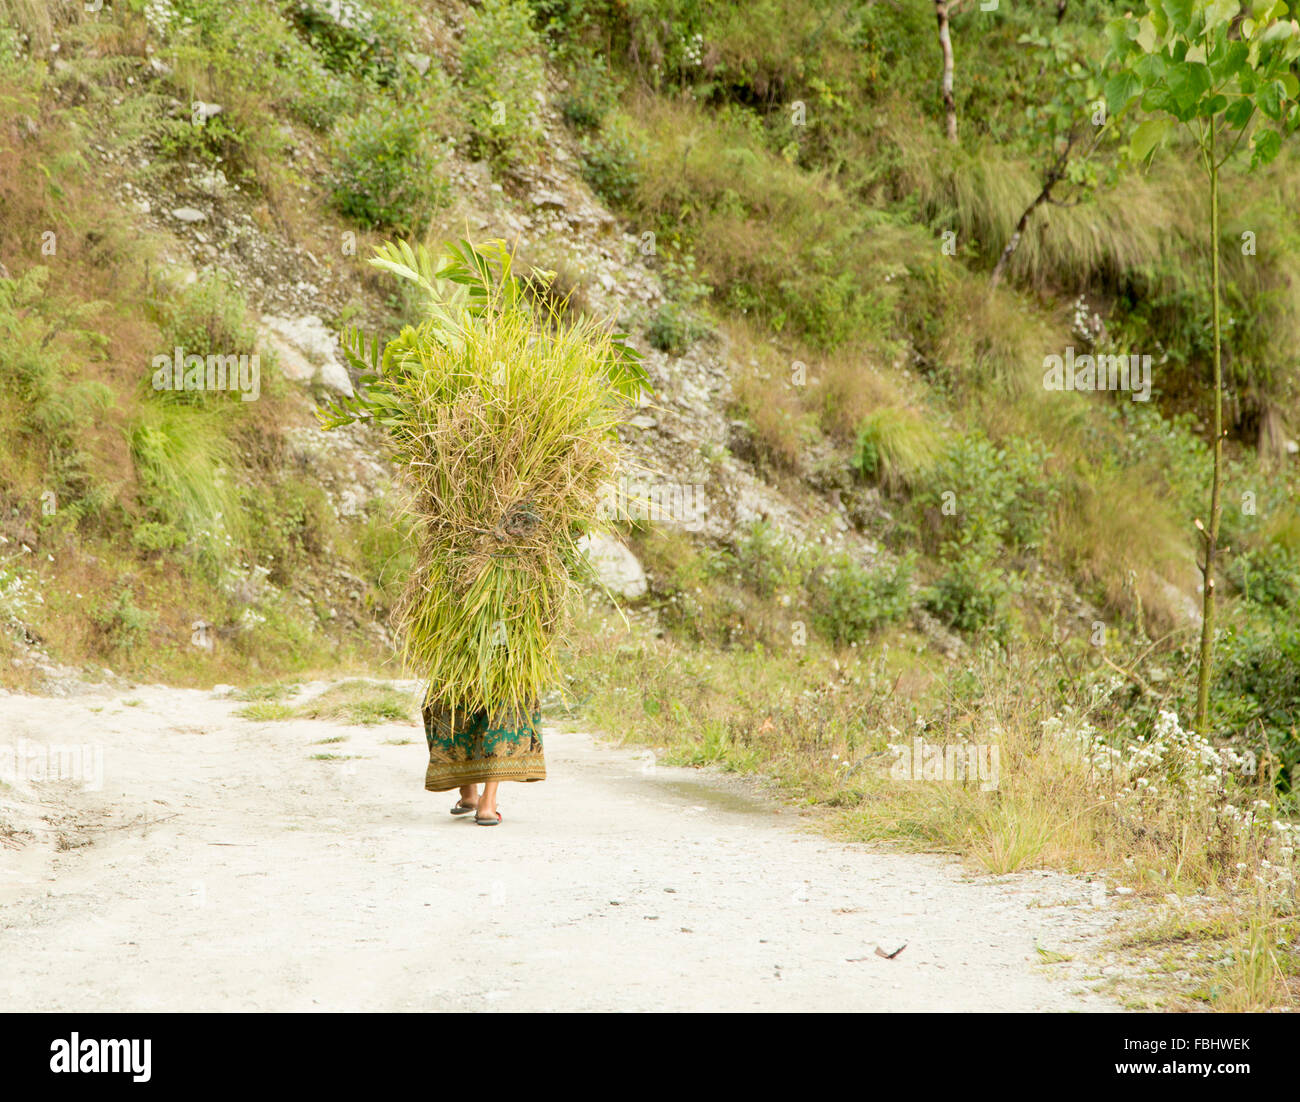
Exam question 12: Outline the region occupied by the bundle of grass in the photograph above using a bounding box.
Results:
[320,240,646,726]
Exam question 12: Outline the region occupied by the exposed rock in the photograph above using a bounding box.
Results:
[298,0,372,35]
[191,100,223,122]
[1152,573,1203,630]
[170,207,207,223]
[192,166,230,197]
[403,52,432,75]
[578,533,648,600]
[258,314,354,396]
[914,609,963,660]
[531,189,567,211]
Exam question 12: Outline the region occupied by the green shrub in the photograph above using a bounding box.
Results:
[242,475,337,586]
[913,431,1051,638]
[1228,543,1299,611]
[809,553,914,645]
[923,556,1010,637]
[131,521,187,553]
[559,46,619,130]
[288,0,407,85]
[160,272,257,361]
[647,301,707,355]
[90,586,158,654]
[351,497,414,610]
[460,0,546,165]
[1214,619,1300,794]
[647,252,712,354]
[153,109,251,170]
[329,102,451,234]
[0,266,113,522]
[732,521,804,599]
[281,50,355,130]
[578,120,642,207]
[128,401,247,570]
[927,431,1058,560]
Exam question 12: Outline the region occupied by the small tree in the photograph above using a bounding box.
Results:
[1105,0,1300,734]
[935,0,964,143]
[991,29,1120,288]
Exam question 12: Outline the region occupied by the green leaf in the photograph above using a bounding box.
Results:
[1259,78,1287,118]
[1105,17,1132,58]
[1210,39,1250,81]
[1130,116,1173,161]
[1149,2,1169,38]
[1135,52,1168,84]
[1165,0,1195,34]
[1224,96,1255,127]
[1251,126,1282,166]
[1167,60,1212,105]
[1204,0,1242,35]
[1259,18,1299,45]
[1142,85,1176,115]
[1137,13,1161,52]
[1105,71,1143,116]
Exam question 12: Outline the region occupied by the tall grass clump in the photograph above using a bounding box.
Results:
[320,239,647,720]
[128,400,247,560]
[853,407,939,493]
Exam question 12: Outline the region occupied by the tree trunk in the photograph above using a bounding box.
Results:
[991,173,1062,288]
[1195,128,1224,736]
[991,136,1076,289]
[936,0,958,143]
[1257,400,1287,469]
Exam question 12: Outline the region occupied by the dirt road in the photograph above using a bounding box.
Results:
[0,681,1123,1011]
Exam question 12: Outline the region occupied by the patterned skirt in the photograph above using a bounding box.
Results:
[422,699,546,792]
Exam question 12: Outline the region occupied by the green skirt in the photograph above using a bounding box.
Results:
[422,699,546,792]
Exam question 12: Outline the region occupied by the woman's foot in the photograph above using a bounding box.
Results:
[474,781,500,823]
[451,784,479,815]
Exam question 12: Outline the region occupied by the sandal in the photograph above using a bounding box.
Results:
[450,799,478,816]
[474,808,502,826]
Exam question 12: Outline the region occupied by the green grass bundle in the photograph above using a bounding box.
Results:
[321,240,646,720]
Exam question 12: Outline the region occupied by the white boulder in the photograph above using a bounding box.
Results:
[259,314,354,396]
[577,532,647,600]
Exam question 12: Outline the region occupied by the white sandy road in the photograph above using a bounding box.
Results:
[0,681,1125,1012]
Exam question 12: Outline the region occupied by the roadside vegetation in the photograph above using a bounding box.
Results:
[0,0,1296,1007]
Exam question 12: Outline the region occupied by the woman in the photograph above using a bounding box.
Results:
[317,239,643,830]
[423,700,545,825]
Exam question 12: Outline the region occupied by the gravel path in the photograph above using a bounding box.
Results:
[0,682,1124,1011]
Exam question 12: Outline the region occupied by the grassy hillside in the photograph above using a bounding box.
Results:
[1,0,1297,1006]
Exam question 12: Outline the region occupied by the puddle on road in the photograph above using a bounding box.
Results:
[639,775,771,817]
